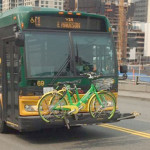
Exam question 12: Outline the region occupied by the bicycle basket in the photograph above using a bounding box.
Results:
[93,78,114,91]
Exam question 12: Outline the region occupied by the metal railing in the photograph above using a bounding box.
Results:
[119,75,150,85]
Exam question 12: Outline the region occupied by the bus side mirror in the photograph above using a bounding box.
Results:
[15,32,24,47]
[120,65,128,73]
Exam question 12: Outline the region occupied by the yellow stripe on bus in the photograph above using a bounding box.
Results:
[6,121,19,128]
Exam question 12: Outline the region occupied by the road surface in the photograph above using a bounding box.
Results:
[0,96,150,150]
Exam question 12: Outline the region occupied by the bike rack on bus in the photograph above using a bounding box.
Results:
[117,111,141,121]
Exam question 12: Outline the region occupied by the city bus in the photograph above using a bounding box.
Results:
[0,6,133,132]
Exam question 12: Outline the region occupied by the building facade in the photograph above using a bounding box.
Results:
[127,21,150,63]
[102,1,129,60]
[2,0,64,12]
[144,23,150,57]
[133,0,149,22]
[2,0,23,12]
[64,0,101,13]
[131,0,150,59]
[148,0,150,22]
[127,30,145,62]
[24,0,54,8]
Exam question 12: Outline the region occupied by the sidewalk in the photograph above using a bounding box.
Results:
[118,90,150,100]
[118,82,150,100]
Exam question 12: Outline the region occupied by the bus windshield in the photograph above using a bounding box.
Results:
[25,31,116,78]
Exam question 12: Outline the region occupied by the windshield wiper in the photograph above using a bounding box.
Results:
[76,43,79,63]
[50,55,71,85]
[69,32,76,75]
[49,32,76,85]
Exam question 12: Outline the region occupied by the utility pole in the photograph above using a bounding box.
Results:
[118,0,127,68]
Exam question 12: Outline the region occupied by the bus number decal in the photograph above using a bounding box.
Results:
[30,17,41,27]
[37,81,45,86]
[35,17,41,27]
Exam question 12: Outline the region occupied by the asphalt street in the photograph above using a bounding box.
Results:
[0,96,150,150]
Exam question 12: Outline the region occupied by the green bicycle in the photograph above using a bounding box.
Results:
[38,72,116,123]
[38,82,79,123]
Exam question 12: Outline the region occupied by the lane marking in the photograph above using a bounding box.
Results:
[99,124,150,139]
[101,124,150,136]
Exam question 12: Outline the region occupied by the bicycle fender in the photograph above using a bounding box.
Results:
[87,91,105,111]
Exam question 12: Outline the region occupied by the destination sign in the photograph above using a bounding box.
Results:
[28,14,107,32]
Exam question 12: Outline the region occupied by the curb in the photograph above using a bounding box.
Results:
[118,94,150,101]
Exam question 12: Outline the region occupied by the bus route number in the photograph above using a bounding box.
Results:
[30,17,41,27]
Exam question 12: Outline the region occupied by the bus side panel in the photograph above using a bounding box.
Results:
[0,25,20,127]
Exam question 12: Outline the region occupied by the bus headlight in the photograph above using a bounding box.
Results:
[24,105,38,112]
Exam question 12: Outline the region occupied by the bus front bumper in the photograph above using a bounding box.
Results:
[17,110,140,132]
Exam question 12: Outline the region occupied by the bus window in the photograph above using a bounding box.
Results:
[72,32,115,76]
[25,31,71,78]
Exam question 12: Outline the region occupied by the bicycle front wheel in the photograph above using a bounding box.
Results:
[38,92,68,123]
[38,92,55,123]
[89,91,116,120]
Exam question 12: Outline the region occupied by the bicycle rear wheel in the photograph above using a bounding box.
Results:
[89,91,116,120]
[50,93,68,119]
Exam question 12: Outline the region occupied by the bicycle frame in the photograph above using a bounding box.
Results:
[53,83,105,112]
[61,85,79,105]
[76,84,104,108]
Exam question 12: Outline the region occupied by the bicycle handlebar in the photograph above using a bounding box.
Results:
[80,72,101,79]
[57,80,81,86]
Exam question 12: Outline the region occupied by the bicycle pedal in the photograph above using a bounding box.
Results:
[78,106,83,111]
[66,123,70,130]
[64,117,70,129]
[64,116,70,124]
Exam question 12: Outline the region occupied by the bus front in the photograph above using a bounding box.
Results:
[16,10,119,131]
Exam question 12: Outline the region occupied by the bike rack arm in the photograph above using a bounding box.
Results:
[117,111,141,121]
